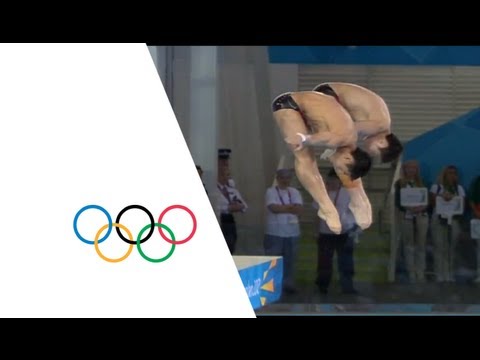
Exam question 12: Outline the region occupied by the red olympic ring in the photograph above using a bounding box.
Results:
[158,204,197,245]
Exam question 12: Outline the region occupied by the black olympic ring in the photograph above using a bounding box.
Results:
[115,204,155,245]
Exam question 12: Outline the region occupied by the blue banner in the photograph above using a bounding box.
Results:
[268,46,480,66]
[238,257,283,310]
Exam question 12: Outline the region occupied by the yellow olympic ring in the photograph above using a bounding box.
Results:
[94,223,134,263]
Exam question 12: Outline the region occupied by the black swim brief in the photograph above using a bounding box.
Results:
[313,84,340,102]
[272,93,301,112]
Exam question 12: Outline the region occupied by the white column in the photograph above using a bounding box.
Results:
[188,46,218,194]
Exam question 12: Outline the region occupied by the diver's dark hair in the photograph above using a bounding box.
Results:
[347,147,372,180]
[380,133,403,163]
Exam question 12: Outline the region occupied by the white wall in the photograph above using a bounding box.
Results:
[188,46,218,195]
[147,46,218,197]
[147,48,301,255]
[216,46,280,254]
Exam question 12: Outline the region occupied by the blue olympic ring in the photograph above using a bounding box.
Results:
[73,204,113,245]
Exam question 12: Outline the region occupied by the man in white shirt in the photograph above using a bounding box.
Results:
[264,168,303,294]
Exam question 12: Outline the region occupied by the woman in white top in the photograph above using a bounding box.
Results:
[429,165,466,283]
[394,160,430,283]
